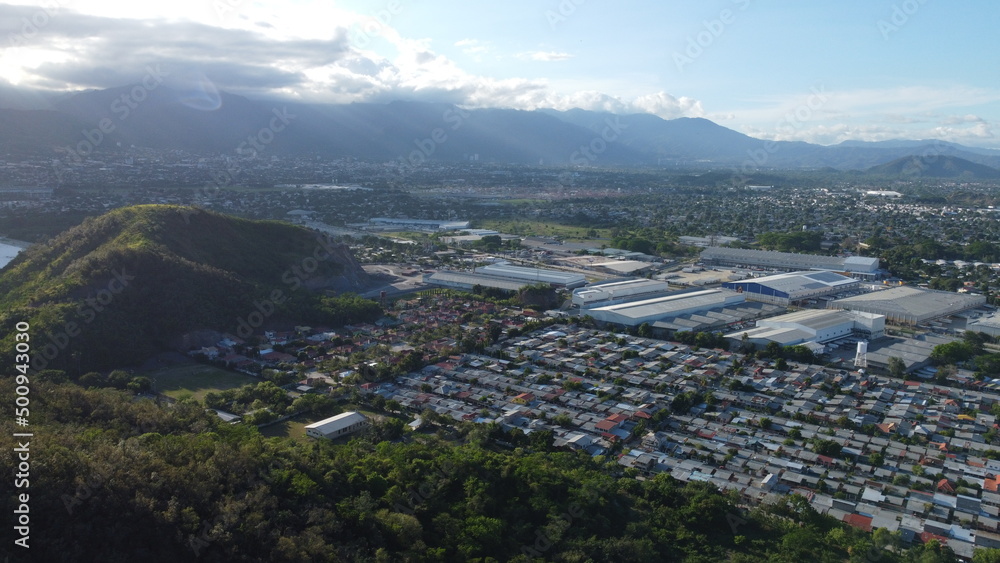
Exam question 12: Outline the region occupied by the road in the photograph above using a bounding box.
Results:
[360,264,428,299]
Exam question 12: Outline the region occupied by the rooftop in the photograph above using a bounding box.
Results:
[726,270,858,296]
[830,286,985,322]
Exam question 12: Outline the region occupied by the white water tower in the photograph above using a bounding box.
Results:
[854,341,868,369]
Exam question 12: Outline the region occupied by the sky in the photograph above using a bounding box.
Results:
[1,0,999,148]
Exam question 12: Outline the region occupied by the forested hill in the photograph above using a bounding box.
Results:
[0,378,964,562]
[0,205,373,372]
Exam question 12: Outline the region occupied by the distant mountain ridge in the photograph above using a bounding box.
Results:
[2,84,1000,171]
[865,154,1000,179]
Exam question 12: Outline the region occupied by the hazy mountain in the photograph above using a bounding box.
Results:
[865,154,1000,179]
[0,205,371,372]
[4,84,1000,170]
[0,109,108,156]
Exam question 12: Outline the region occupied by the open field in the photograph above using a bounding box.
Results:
[260,413,311,440]
[142,362,257,402]
[476,219,611,242]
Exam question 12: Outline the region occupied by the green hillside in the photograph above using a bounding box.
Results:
[0,205,372,372]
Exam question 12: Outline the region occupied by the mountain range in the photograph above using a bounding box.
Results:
[2,84,1000,176]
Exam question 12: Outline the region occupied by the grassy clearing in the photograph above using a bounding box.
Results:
[477,219,611,242]
[381,231,436,241]
[260,413,310,440]
[142,362,257,402]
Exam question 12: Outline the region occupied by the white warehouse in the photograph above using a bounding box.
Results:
[572,278,672,308]
[587,288,746,327]
[700,246,879,277]
[474,263,587,289]
[829,286,986,324]
[305,411,369,440]
[725,309,885,349]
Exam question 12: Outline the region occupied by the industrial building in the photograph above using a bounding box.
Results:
[829,286,986,325]
[722,271,860,306]
[700,247,880,277]
[590,260,656,276]
[652,302,784,334]
[725,309,885,350]
[474,263,587,289]
[305,411,369,440]
[967,313,1000,338]
[588,289,746,326]
[424,271,532,292]
[368,217,471,231]
[572,279,672,308]
[856,334,953,373]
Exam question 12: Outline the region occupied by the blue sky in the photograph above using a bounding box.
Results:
[1,0,998,147]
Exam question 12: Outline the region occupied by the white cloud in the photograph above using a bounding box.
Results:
[632,92,705,119]
[454,38,490,55]
[515,51,574,62]
[0,5,718,124]
[724,85,1000,148]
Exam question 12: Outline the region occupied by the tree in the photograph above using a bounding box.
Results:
[79,371,104,387]
[553,413,573,427]
[812,439,842,457]
[107,369,132,389]
[480,235,502,251]
[887,356,906,378]
[929,340,975,366]
[869,452,885,467]
[974,548,1000,563]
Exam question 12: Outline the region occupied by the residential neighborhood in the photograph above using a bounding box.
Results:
[184,290,1000,560]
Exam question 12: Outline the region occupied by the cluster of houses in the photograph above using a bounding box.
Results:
[362,323,1000,559]
[190,295,547,378]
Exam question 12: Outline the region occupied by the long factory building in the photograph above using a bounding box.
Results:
[474,263,587,289]
[700,247,880,278]
[585,288,784,333]
[829,286,986,325]
[572,278,673,308]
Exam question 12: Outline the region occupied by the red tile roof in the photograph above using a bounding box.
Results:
[843,513,873,532]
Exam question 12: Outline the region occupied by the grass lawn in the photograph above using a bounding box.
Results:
[142,362,257,402]
[260,413,311,440]
[477,219,611,242]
